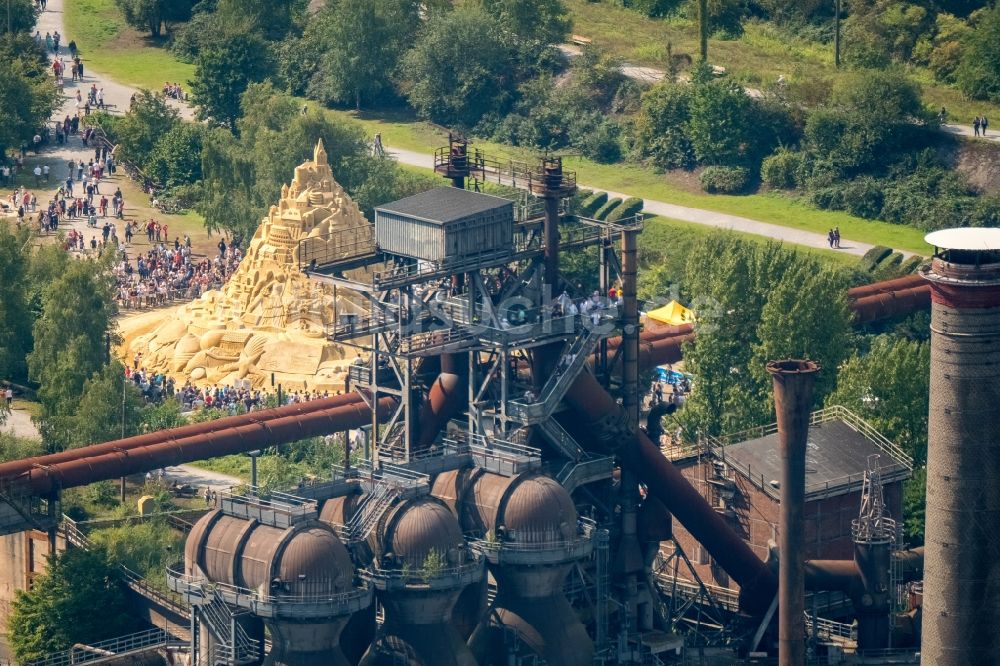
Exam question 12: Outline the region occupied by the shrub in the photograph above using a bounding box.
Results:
[859,246,893,273]
[575,118,622,163]
[874,251,904,279]
[699,166,750,194]
[607,197,644,222]
[594,198,623,220]
[898,255,923,275]
[580,191,608,216]
[841,177,885,219]
[760,149,803,189]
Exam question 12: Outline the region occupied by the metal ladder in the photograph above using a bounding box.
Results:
[196,587,259,666]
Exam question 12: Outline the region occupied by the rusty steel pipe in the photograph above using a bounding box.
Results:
[768,359,818,666]
[851,286,931,323]
[17,398,396,494]
[562,371,777,614]
[847,274,926,300]
[0,392,366,480]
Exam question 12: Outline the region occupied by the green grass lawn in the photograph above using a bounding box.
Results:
[325,108,932,256]
[62,0,195,91]
[644,215,858,267]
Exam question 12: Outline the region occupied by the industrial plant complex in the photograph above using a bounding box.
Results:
[1,138,997,666]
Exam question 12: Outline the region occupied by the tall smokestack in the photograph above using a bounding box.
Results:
[768,359,819,666]
[920,228,1000,665]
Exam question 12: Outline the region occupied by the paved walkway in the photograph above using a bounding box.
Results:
[162,465,243,492]
[1,407,42,440]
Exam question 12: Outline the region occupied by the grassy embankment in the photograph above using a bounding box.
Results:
[563,0,1000,123]
[63,0,194,91]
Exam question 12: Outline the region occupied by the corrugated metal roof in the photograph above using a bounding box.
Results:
[375,187,513,226]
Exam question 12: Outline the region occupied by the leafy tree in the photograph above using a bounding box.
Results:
[0,0,37,36]
[803,69,925,177]
[0,224,32,384]
[825,335,929,463]
[0,35,59,157]
[115,0,194,37]
[199,82,432,240]
[89,519,183,584]
[7,549,138,663]
[688,79,762,166]
[678,233,852,436]
[955,3,1000,103]
[401,6,519,127]
[304,0,420,109]
[111,91,180,169]
[71,362,146,447]
[216,0,303,41]
[843,0,930,67]
[0,433,44,464]
[148,122,204,187]
[478,0,572,45]
[633,82,695,169]
[27,258,117,451]
[190,34,274,130]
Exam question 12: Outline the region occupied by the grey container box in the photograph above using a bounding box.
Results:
[375,187,514,263]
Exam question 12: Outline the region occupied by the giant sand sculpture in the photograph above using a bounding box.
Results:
[119,140,372,392]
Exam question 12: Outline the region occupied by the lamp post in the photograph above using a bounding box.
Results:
[248,450,261,492]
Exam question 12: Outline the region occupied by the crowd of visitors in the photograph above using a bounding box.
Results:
[113,239,241,309]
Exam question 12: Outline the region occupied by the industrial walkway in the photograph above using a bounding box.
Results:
[37,0,875,257]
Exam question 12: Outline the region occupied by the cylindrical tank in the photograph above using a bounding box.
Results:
[919,229,1000,665]
[185,510,366,666]
[433,470,594,666]
[359,496,483,666]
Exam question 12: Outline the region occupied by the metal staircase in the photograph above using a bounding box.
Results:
[508,323,605,423]
[346,483,397,541]
[537,418,585,460]
[195,587,260,666]
[556,455,616,494]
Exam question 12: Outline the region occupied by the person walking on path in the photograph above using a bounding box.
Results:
[974,116,981,137]
[983,116,990,137]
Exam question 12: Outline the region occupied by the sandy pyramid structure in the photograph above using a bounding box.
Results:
[119,140,372,392]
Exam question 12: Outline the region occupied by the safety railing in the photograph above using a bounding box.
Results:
[363,555,485,592]
[167,565,373,620]
[214,487,317,527]
[297,224,376,271]
[28,628,185,666]
[804,613,857,643]
[471,522,594,565]
[557,455,615,494]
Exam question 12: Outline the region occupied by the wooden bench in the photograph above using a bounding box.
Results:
[570,34,592,46]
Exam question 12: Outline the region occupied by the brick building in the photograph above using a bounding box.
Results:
[664,406,912,595]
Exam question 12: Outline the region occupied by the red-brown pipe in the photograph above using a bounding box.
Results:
[0,392,366,479]
[851,286,931,323]
[16,398,396,494]
[562,371,777,614]
[847,274,925,300]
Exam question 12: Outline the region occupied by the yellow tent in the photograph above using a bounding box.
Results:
[645,300,694,326]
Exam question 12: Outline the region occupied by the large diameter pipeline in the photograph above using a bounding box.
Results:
[0,392,366,479]
[563,371,776,614]
[847,274,925,300]
[768,360,818,666]
[18,398,395,494]
[851,286,930,323]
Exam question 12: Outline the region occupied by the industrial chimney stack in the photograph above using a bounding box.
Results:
[768,359,819,666]
[920,228,1000,665]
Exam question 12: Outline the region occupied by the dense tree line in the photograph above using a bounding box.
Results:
[0,16,59,158]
